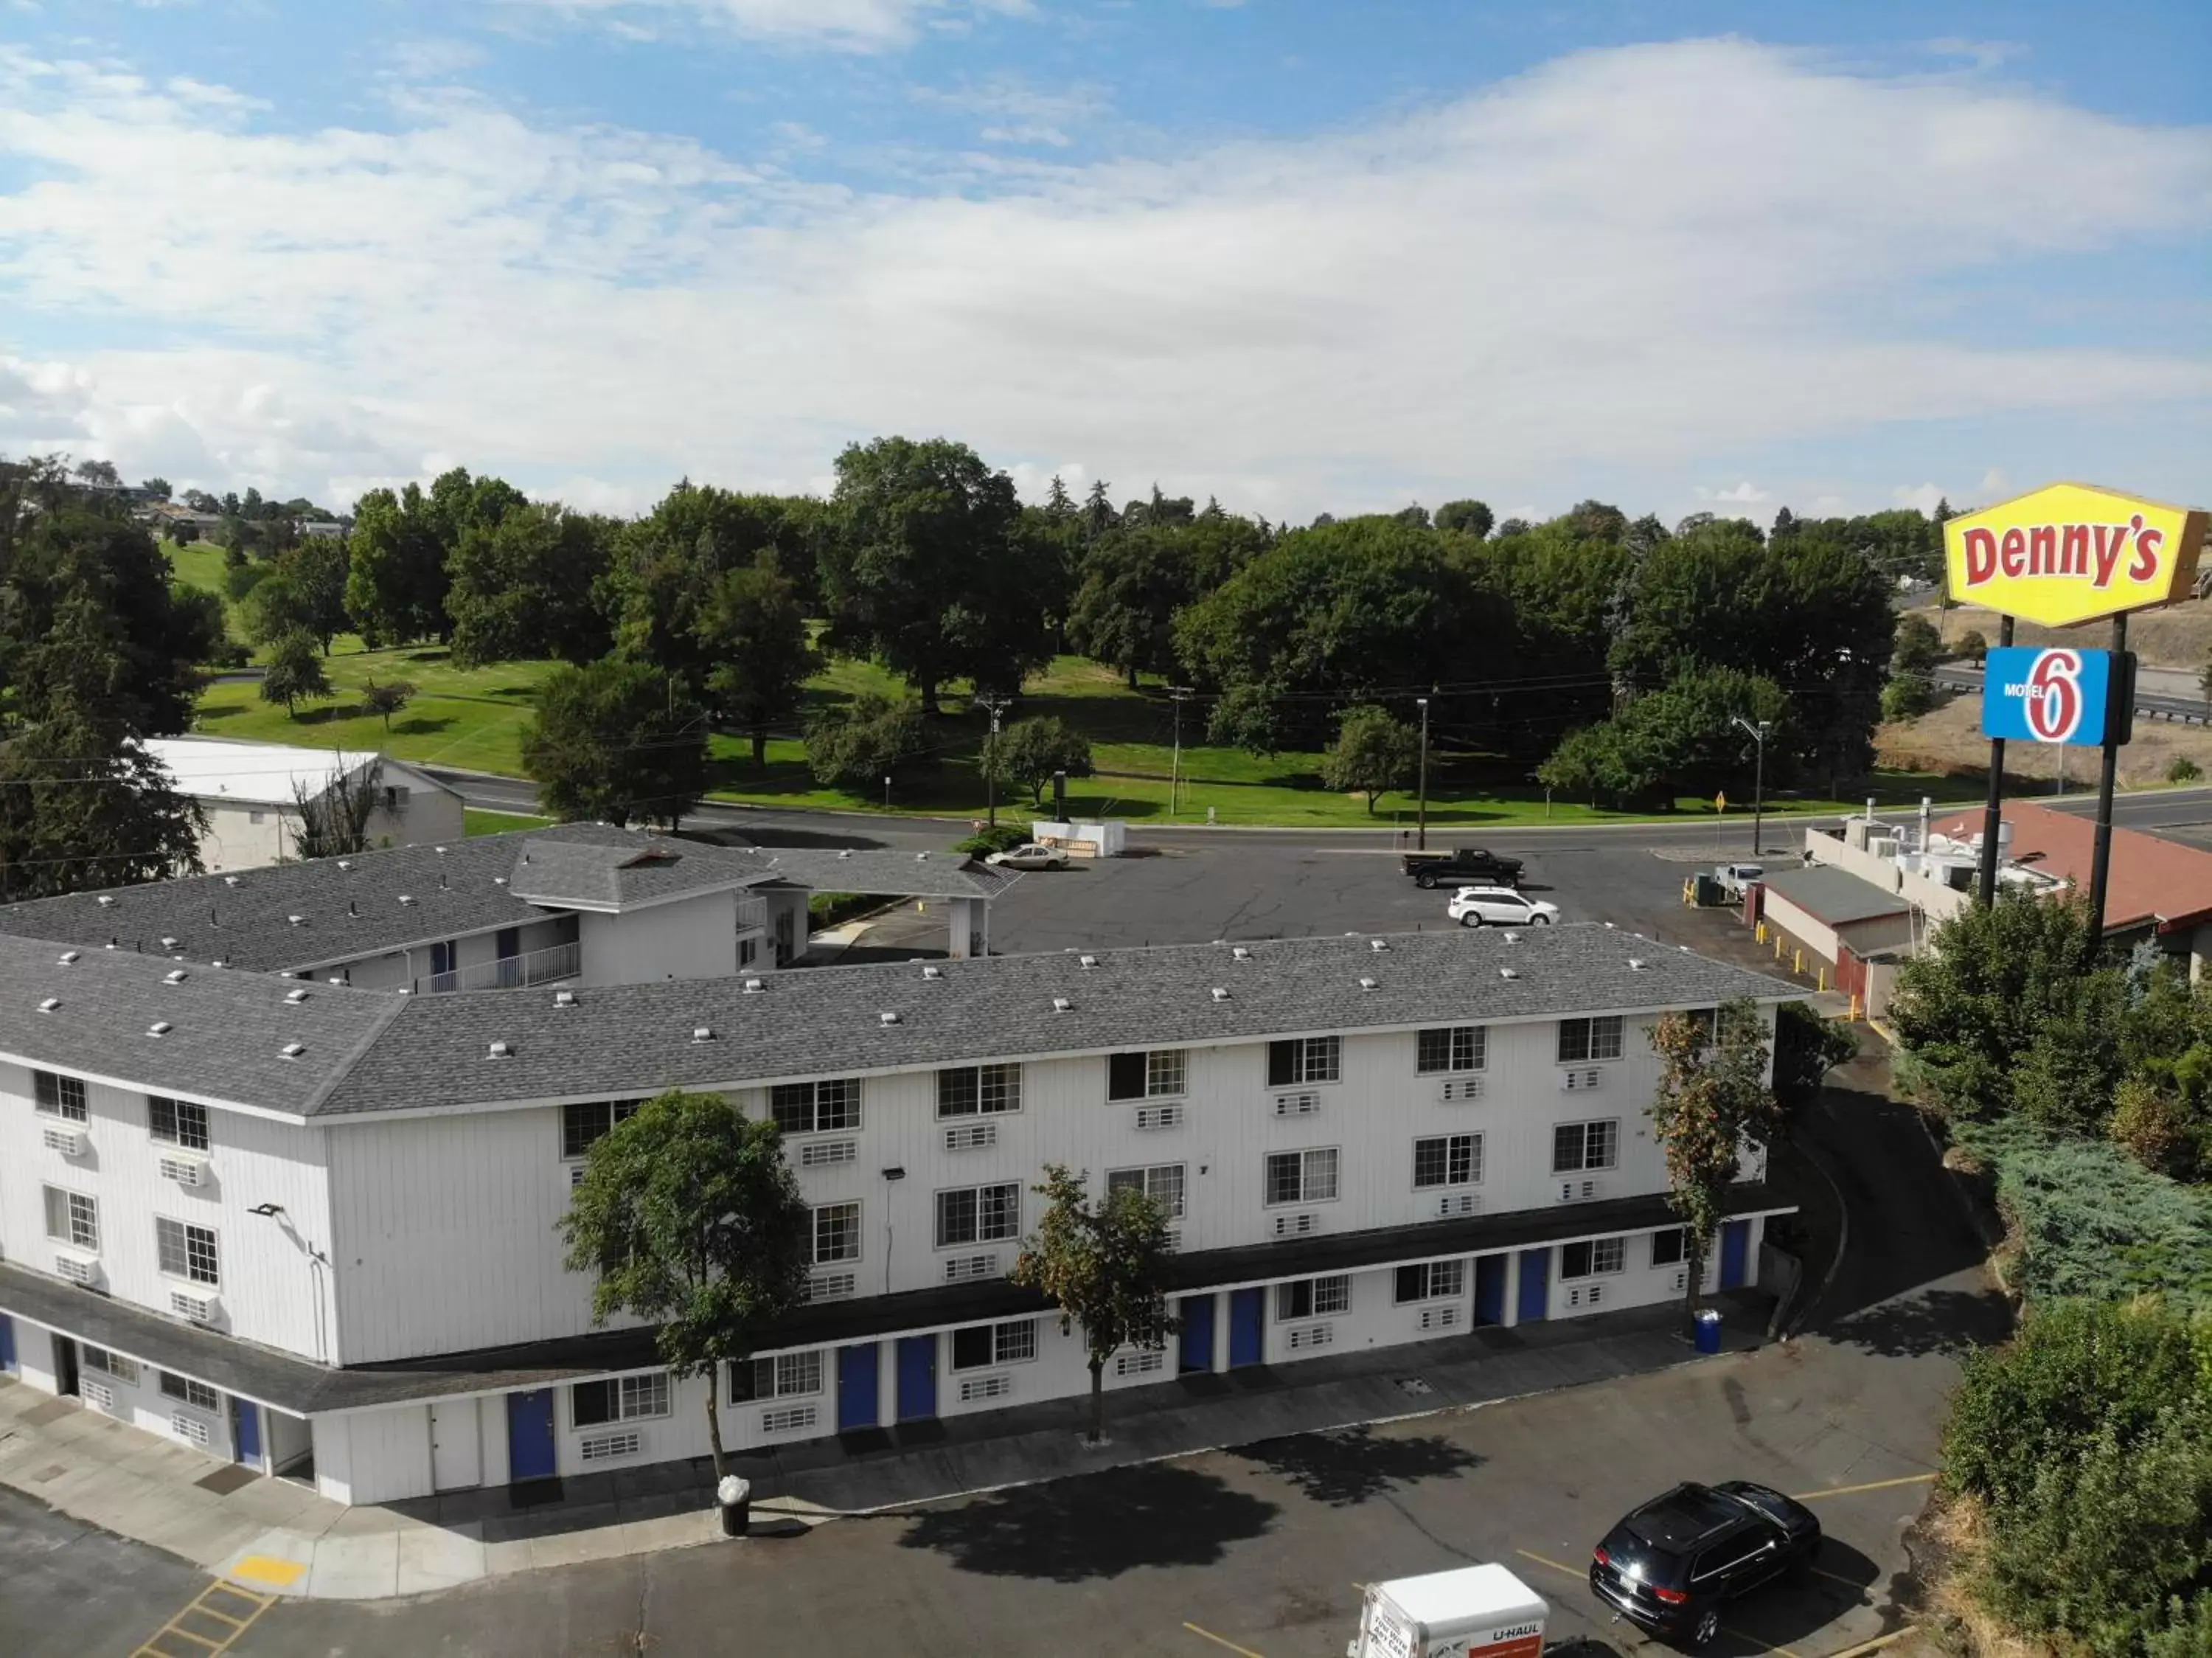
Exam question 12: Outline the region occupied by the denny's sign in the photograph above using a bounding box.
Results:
[1944,482,2209,628]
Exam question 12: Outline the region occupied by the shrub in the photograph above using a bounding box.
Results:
[953,824,1031,857]
[2171,756,2203,785]
[1959,628,1989,664]
[223,560,271,602]
[804,693,934,797]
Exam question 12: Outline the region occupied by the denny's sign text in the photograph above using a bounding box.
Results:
[1944,482,2208,628]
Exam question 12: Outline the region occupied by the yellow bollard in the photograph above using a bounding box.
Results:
[1754,922,1766,944]
[1793,948,1804,974]
[1850,993,1863,1021]
[1817,966,1827,992]
[1774,934,1784,959]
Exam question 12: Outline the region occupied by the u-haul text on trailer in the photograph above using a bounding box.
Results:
[1348,1563,1549,1658]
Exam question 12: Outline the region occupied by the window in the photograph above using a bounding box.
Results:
[950,1319,1037,1371]
[155,1218,220,1286]
[1416,1026,1486,1075]
[936,1064,1022,1118]
[160,1372,219,1411]
[43,1186,98,1252]
[1276,1275,1351,1320]
[33,1070,87,1122]
[147,1096,210,1153]
[561,1099,643,1159]
[1562,1236,1628,1279]
[1552,1120,1619,1173]
[1107,1049,1188,1101]
[1105,1164,1186,1220]
[82,1345,140,1385]
[771,1079,862,1136]
[1395,1258,1468,1303]
[730,1350,822,1404]
[813,1201,861,1264]
[739,934,759,968]
[1651,1228,1687,1267]
[1411,1134,1482,1190]
[935,1182,1020,1247]
[1267,1036,1341,1087]
[1265,1148,1340,1206]
[1557,1016,1626,1064]
[571,1372,671,1426]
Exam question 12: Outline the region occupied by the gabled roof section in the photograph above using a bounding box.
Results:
[142,735,451,809]
[310,923,1795,1120]
[507,836,757,912]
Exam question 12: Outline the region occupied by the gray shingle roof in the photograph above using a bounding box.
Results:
[311,923,1794,1119]
[1759,865,1910,926]
[507,836,759,909]
[0,932,399,1114]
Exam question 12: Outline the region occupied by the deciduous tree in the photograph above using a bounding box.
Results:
[522,657,709,828]
[1646,999,1781,1322]
[448,502,615,667]
[260,628,331,717]
[1320,704,1418,813]
[803,693,933,797]
[359,678,415,735]
[700,558,817,769]
[983,716,1093,806]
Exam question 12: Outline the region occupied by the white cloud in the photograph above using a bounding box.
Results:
[1980,467,2011,496]
[1893,483,1950,515]
[1700,481,1772,506]
[0,38,2207,518]
[387,38,490,80]
[493,0,1024,52]
[980,123,1071,147]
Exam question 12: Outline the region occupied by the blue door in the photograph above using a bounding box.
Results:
[0,1314,15,1373]
[232,1398,261,1467]
[1719,1219,1752,1290]
[1475,1255,1508,1325]
[1228,1287,1265,1367]
[506,1389,557,1482]
[838,1343,880,1432]
[895,1335,936,1422]
[1178,1294,1214,1373]
[1517,1249,1550,1323]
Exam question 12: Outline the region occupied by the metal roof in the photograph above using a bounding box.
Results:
[142,736,450,809]
[1757,865,1911,928]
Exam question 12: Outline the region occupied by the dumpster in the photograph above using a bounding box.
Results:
[717,1474,751,1536]
[1694,1308,1723,1355]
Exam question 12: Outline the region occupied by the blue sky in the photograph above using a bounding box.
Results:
[1,0,2206,525]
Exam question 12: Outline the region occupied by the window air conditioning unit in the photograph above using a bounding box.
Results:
[53,1253,100,1288]
[1273,1092,1322,1118]
[804,1272,856,1303]
[958,1373,1013,1404]
[1568,1284,1605,1308]
[578,1431,641,1463]
[83,1380,116,1412]
[1285,1322,1334,1351]
[1671,1269,1688,1293]
[1273,1211,1319,1238]
[760,1404,817,1435]
[170,1291,218,1325]
[1555,1178,1606,1204]
[1436,1193,1480,1218]
[41,1126,85,1157]
[1438,1076,1484,1103]
[799,1139,858,1168]
[1134,1103,1183,1131]
[944,1123,997,1153]
[1114,1348,1166,1378]
[172,1412,211,1449]
[570,1165,588,1189]
[942,1253,999,1283]
[1560,1067,1602,1092]
[159,1154,206,1187]
[1419,1305,1462,1333]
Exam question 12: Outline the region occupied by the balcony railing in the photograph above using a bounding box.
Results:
[421,939,581,995]
[734,896,768,935]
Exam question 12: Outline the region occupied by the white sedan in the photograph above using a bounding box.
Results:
[1447,886,1559,927]
[985,843,1071,871]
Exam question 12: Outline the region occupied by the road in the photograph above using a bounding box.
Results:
[1935,662,2212,727]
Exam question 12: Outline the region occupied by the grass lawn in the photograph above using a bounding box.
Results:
[465,808,552,836]
[189,639,1987,828]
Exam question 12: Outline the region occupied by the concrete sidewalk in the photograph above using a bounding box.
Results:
[0,1292,1771,1603]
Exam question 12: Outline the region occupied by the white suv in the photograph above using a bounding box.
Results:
[1447,886,1560,927]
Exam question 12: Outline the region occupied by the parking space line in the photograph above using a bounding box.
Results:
[1516,1547,1586,1579]
[1788,1473,1935,1501]
[131,1578,280,1658]
[1809,1564,1871,1590]
[1183,1620,1267,1657]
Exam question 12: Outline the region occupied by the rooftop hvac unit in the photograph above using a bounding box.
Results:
[158,1154,206,1187]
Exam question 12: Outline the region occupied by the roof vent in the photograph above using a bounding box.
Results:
[337,860,351,871]
[837,849,852,859]
[487,1040,513,1059]
[164,968,188,985]
[436,845,448,855]
[915,850,929,861]
[1231,945,1252,961]
[1051,996,1072,1013]
[692,1025,715,1043]
[38,996,59,1013]
[327,975,347,987]
[147,1021,171,1038]
[880,1010,901,1025]
[212,957,229,968]
[223,875,240,887]
[922,965,942,980]
[285,988,310,1005]
[1501,931,1520,944]
[1629,958,1648,971]
[280,1041,305,1059]
[159,934,179,949]
[1211,987,1230,1001]
[1078,954,1098,968]
[57,951,78,965]
[97,895,114,907]
[1499,966,1520,980]
[493,875,508,886]
[554,989,577,1008]
[397,895,416,906]
[742,977,764,994]
[288,915,305,926]
[347,899,358,918]
[1604,921,1616,930]
[1371,938,1389,952]
[1358,976,1377,991]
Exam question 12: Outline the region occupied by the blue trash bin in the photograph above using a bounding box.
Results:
[1694,1309,1723,1355]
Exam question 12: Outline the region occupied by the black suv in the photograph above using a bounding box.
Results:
[1587,1480,1821,1646]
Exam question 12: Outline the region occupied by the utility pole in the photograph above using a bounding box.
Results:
[1731,716,1773,856]
[1416,696,1430,850]
[1169,687,1191,819]
[978,696,1008,828]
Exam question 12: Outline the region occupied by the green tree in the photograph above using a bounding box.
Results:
[359,678,415,735]
[1773,1001,1856,1113]
[1010,1163,1175,1446]
[347,467,522,646]
[557,1090,812,1483]
[818,437,1051,712]
[1958,628,1988,665]
[292,760,383,859]
[139,476,172,500]
[1645,999,1781,1322]
[522,657,709,828]
[259,628,330,717]
[1536,664,1790,809]
[803,693,934,797]
[1433,499,1494,538]
[448,502,615,667]
[1066,518,1263,687]
[1320,704,1419,812]
[700,558,818,769]
[983,716,1094,806]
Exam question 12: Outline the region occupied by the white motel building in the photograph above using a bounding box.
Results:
[0,823,1794,1507]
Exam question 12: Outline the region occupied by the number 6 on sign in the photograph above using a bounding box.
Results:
[1981,645,2132,749]
[2025,649,2083,743]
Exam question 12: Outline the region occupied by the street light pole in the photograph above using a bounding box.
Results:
[1416,696,1430,851]
[1731,716,1773,856]
[978,696,1007,828]
[1169,687,1191,819]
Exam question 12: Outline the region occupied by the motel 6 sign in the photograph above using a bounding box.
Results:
[1981,646,2135,749]
[1944,482,2209,629]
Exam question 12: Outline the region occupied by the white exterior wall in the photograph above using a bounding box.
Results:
[323,914,574,993]
[312,1405,434,1506]
[0,1061,335,1361]
[189,764,464,875]
[73,1345,234,1460]
[579,892,738,988]
[197,800,297,872]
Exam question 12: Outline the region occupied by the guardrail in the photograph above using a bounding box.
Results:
[421,939,581,995]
